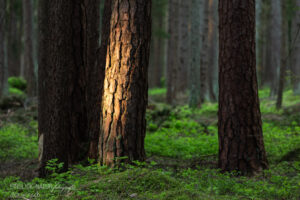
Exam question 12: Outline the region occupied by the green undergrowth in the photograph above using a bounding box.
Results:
[0,88,299,199]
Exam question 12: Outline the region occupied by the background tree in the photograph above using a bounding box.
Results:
[0,0,6,97]
[23,0,36,96]
[7,0,22,77]
[218,0,268,174]
[98,0,152,166]
[189,0,202,107]
[291,0,300,95]
[270,0,282,97]
[166,0,179,104]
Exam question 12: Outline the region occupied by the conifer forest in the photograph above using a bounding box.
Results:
[1,0,300,199]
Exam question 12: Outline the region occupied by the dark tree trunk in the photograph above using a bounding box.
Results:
[218,0,268,174]
[0,0,6,97]
[38,0,100,177]
[23,0,36,96]
[99,0,151,167]
[87,0,110,160]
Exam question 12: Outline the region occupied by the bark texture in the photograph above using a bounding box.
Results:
[218,0,268,174]
[99,0,152,166]
[23,0,36,96]
[38,0,100,176]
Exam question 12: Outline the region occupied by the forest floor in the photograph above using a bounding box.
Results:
[0,88,300,200]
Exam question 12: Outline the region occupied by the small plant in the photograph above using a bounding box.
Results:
[8,77,27,91]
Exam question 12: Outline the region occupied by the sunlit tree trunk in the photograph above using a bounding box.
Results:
[0,0,6,97]
[218,0,268,174]
[23,0,36,96]
[99,0,151,167]
[167,0,179,104]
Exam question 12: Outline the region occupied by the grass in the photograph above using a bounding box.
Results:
[0,88,299,199]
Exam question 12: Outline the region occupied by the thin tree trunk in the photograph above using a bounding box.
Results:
[23,0,36,96]
[291,0,300,95]
[199,0,209,104]
[98,0,151,167]
[167,0,179,104]
[177,0,189,93]
[207,0,218,102]
[270,0,282,97]
[276,2,288,109]
[189,0,202,107]
[218,0,268,174]
[7,0,21,77]
[0,0,6,97]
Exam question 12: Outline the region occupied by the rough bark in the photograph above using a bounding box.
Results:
[177,0,189,93]
[0,0,6,97]
[218,0,268,174]
[167,0,179,104]
[189,0,202,107]
[98,0,151,167]
[38,0,100,177]
[23,0,36,96]
[291,0,300,95]
[270,0,282,97]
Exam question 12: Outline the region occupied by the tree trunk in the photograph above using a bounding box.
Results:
[207,0,218,102]
[0,0,6,97]
[38,0,100,177]
[98,0,151,167]
[270,0,282,97]
[23,0,36,96]
[218,0,268,174]
[87,0,110,160]
[276,2,288,109]
[199,0,209,104]
[167,0,179,104]
[177,0,189,94]
[189,0,202,107]
[291,0,300,95]
[7,0,22,77]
